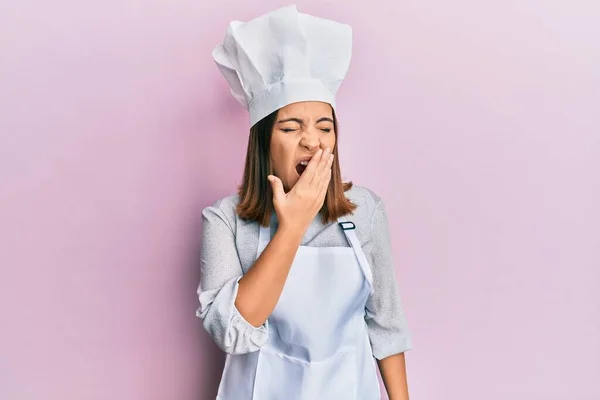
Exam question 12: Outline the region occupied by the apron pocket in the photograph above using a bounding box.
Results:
[253,347,358,400]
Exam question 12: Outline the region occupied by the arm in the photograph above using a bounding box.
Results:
[196,199,304,355]
[196,200,267,355]
[378,353,410,400]
[198,149,333,354]
[364,198,413,399]
[238,148,333,326]
[235,223,303,326]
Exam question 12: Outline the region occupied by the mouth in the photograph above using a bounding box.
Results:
[295,157,311,176]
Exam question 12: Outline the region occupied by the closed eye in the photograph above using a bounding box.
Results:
[281,128,331,133]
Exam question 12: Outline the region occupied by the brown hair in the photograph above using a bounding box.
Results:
[236,106,357,226]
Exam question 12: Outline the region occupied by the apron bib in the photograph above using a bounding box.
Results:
[217,216,380,400]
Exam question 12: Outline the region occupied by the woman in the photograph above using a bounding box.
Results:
[197,5,413,399]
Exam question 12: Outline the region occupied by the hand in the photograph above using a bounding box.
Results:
[267,148,334,235]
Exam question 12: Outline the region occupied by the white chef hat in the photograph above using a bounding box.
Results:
[212,4,353,127]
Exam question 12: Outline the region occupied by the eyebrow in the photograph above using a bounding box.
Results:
[276,117,334,124]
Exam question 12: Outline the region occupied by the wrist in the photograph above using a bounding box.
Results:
[275,223,305,244]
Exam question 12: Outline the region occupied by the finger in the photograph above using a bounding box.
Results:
[317,167,332,204]
[268,175,285,201]
[315,150,334,186]
[317,154,332,192]
[320,147,333,173]
[310,147,331,186]
[300,148,323,186]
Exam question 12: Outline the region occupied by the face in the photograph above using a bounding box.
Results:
[270,101,336,192]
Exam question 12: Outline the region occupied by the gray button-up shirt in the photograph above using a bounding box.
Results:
[196,184,412,359]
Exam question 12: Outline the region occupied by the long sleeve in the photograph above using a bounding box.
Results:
[195,199,268,355]
[364,198,413,360]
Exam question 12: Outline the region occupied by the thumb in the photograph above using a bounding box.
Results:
[267,175,285,200]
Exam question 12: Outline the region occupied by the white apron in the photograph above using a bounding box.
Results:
[216,216,381,400]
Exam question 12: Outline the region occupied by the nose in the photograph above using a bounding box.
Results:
[299,128,320,152]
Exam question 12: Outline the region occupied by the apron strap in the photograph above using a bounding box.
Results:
[337,215,374,295]
[257,223,270,258]
[256,223,272,331]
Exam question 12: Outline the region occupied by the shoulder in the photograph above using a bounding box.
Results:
[201,192,240,231]
[344,184,385,218]
[342,184,388,237]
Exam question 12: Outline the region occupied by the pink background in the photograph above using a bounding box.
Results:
[1,1,599,399]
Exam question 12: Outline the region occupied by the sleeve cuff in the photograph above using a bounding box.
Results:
[372,335,413,360]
